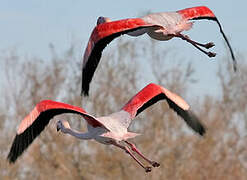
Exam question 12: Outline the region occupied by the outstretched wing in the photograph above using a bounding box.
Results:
[177,6,237,71]
[81,18,159,96]
[7,100,103,163]
[122,83,205,136]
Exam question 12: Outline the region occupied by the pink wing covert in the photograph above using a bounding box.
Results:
[177,6,216,20]
[122,83,205,136]
[83,18,150,66]
[17,100,102,134]
[122,83,189,118]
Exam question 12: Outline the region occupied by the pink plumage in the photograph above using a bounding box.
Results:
[122,83,189,118]
[83,18,156,67]
[17,100,103,135]
[177,6,216,20]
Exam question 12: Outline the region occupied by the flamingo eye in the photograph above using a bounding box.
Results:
[97,17,105,25]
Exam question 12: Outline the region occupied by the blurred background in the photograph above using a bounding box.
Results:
[1,0,246,179]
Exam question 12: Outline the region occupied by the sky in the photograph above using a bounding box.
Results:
[0,0,246,99]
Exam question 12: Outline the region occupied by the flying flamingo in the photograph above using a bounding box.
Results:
[81,6,236,96]
[7,83,205,172]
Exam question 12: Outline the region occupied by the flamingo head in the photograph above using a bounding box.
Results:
[97,16,111,25]
[57,120,71,133]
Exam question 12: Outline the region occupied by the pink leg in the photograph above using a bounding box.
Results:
[125,141,160,168]
[110,141,152,172]
[177,33,215,49]
[174,33,216,58]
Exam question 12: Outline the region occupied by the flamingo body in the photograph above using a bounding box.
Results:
[141,12,192,41]
[81,6,236,96]
[8,83,205,170]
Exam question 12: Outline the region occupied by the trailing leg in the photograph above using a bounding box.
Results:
[125,141,160,168]
[110,141,152,172]
[174,33,216,58]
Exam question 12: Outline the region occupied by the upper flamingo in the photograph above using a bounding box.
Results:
[7,83,205,172]
[81,6,236,96]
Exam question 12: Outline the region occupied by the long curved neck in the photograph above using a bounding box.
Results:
[64,128,93,140]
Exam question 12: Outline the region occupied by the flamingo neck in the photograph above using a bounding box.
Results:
[64,128,93,140]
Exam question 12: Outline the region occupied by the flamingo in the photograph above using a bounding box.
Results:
[81,6,236,96]
[7,83,205,172]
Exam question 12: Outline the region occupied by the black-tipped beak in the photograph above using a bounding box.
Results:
[57,126,60,132]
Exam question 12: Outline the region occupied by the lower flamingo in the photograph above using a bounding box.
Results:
[7,83,205,172]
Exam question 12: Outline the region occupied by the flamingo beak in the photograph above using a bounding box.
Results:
[57,126,60,132]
